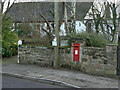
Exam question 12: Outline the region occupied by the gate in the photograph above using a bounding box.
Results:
[117,45,120,75]
[117,34,120,75]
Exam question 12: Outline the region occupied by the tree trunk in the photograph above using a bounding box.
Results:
[64,2,69,35]
[112,19,117,43]
[70,1,76,34]
[87,23,92,33]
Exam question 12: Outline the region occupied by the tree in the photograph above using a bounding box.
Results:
[39,2,65,46]
[2,0,19,57]
[2,19,18,57]
[17,23,36,38]
[88,1,119,43]
[63,2,77,35]
[2,0,16,20]
[109,2,118,42]
[39,13,54,45]
[70,1,76,34]
[64,2,69,35]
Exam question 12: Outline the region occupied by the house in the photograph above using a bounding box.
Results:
[60,21,86,36]
[7,2,93,22]
[6,2,93,46]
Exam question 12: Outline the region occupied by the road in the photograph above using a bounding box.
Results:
[2,76,65,88]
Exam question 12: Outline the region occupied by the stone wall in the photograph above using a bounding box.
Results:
[19,46,54,66]
[19,44,117,76]
[81,45,117,76]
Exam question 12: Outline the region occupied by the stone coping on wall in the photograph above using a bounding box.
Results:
[20,45,70,49]
[83,47,105,50]
[106,44,118,46]
[20,45,48,49]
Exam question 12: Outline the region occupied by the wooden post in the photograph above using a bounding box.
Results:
[15,22,17,32]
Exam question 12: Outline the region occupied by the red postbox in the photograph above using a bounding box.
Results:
[73,43,80,62]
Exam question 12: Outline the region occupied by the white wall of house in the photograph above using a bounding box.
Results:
[60,21,86,36]
[29,21,86,37]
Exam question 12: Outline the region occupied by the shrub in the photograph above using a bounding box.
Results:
[16,23,33,37]
[2,19,18,57]
[2,48,12,58]
[11,45,18,56]
[67,32,109,47]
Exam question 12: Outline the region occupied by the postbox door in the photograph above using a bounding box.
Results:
[73,43,80,61]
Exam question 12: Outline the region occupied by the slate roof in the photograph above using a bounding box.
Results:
[7,2,93,22]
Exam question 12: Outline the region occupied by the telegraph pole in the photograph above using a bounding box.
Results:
[54,2,59,68]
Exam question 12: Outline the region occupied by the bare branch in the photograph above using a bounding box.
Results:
[39,13,52,32]
[5,0,10,13]
[59,2,64,28]
[2,0,7,5]
[49,9,54,17]
[8,0,10,7]
[42,27,49,35]
[2,0,7,13]
[2,0,16,20]
[65,3,74,12]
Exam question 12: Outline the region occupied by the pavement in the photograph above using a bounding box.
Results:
[2,56,119,88]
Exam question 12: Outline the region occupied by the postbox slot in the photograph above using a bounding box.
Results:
[74,46,79,47]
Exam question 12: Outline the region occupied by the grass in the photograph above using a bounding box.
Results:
[2,56,17,64]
